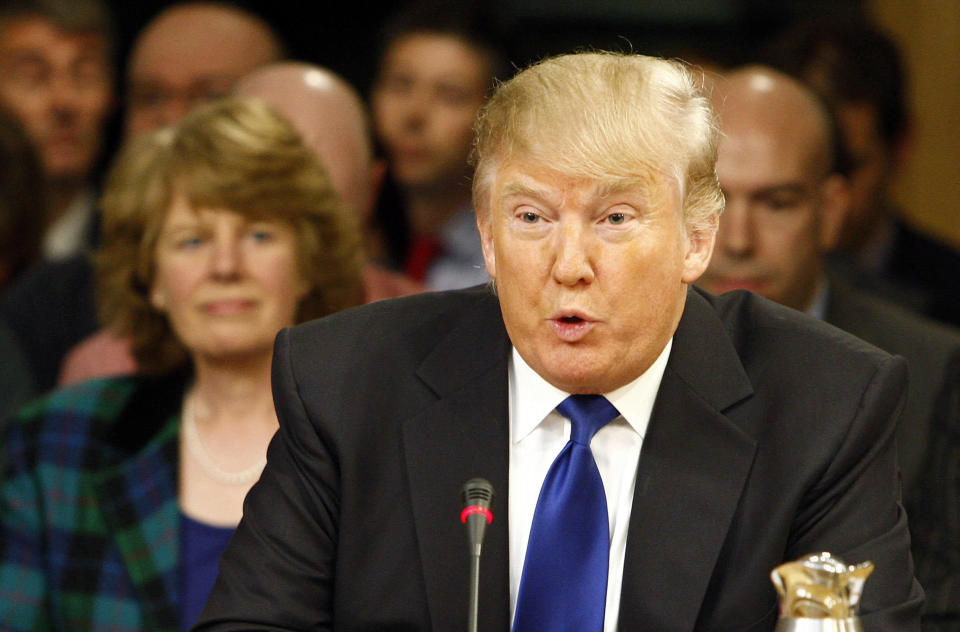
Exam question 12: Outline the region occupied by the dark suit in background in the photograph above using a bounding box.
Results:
[0,254,98,392]
[824,272,960,497]
[908,354,960,629]
[195,287,921,631]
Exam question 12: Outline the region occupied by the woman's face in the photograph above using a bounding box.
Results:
[150,195,309,364]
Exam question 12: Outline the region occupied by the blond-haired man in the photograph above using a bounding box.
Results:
[198,52,921,632]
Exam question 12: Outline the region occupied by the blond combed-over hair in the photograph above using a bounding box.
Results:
[472,51,723,234]
[96,97,365,374]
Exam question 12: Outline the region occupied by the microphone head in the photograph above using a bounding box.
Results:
[461,478,494,555]
[462,478,494,510]
[461,478,494,525]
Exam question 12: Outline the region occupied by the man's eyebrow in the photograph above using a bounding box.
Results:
[499,181,547,198]
[752,183,808,197]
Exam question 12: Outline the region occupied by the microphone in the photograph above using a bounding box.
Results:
[461,478,494,632]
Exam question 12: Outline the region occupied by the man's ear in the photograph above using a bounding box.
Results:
[818,174,850,252]
[476,210,496,279]
[891,121,916,174]
[681,218,718,284]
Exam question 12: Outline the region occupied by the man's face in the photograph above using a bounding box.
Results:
[125,9,279,138]
[0,17,112,182]
[478,161,714,394]
[833,102,895,249]
[371,33,489,193]
[699,119,837,311]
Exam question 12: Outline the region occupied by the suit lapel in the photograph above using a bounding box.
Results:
[402,291,512,632]
[90,375,186,632]
[619,289,757,631]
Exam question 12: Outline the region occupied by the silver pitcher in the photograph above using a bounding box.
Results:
[771,552,874,632]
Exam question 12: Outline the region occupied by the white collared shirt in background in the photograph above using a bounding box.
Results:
[508,339,672,632]
[42,189,95,260]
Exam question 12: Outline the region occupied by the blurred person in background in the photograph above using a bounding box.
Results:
[0,0,113,263]
[0,1,286,393]
[0,108,44,291]
[697,67,960,625]
[764,17,960,327]
[234,62,424,302]
[370,0,507,290]
[0,108,42,419]
[60,61,424,385]
[0,97,363,631]
[124,1,286,138]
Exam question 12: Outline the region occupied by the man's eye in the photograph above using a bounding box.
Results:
[765,196,801,211]
[606,213,627,225]
[520,211,540,223]
[250,229,274,242]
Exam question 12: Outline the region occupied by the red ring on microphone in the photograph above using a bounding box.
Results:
[461,505,493,524]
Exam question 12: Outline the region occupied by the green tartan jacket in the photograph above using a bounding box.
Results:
[0,372,189,631]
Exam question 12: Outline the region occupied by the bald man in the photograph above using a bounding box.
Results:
[234,63,375,228]
[698,65,960,502]
[233,63,423,302]
[125,2,284,138]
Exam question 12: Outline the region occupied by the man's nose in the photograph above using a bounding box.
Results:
[49,74,81,117]
[399,90,429,130]
[552,221,595,286]
[718,200,755,256]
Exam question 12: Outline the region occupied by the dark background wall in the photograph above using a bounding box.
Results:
[104,0,865,97]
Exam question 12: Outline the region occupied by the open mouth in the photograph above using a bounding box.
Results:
[551,314,594,342]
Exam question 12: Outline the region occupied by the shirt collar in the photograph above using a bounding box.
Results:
[42,187,95,260]
[509,338,673,444]
[804,274,830,321]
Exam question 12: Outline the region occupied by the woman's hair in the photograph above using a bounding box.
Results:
[0,108,43,289]
[96,96,364,374]
[472,51,724,235]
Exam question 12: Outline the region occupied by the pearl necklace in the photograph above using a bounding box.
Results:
[181,393,267,486]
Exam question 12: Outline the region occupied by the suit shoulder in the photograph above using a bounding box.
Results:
[3,376,141,470]
[829,281,960,360]
[5,373,182,461]
[15,376,139,425]
[702,288,895,370]
[285,286,496,352]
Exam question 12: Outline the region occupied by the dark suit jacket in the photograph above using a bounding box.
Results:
[0,253,98,391]
[824,274,960,497]
[197,286,922,631]
[829,217,960,329]
[0,317,35,422]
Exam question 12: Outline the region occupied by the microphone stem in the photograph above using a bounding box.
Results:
[468,551,480,632]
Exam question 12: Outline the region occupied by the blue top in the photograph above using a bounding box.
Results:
[179,512,235,631]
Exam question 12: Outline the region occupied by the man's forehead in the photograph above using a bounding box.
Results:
[130,9,277,80]
[0,16,107,53]
[493,162,675,206]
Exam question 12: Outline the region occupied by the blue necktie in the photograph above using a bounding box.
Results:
[513,395,620,632]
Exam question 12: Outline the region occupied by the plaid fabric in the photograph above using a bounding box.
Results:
[0,373,188,631]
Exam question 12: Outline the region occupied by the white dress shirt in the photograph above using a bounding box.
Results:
[508,339,672,632]
[42,189,95,260]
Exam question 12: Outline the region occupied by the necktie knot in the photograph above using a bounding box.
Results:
[556,394,620,446]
